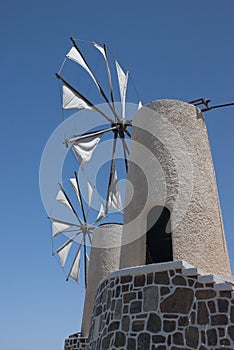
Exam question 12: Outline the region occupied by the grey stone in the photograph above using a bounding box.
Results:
[197,302,209,325]
[137,332,151,350]
[132,320,145,332]
[231,306,234,322]
[185,326,199,348]
[152,335,166,343]
[172,275,187,285]
[208,300,216,313]
[134,274,145,287]
[178,316,189,326]
[121,275,132,283]
[114,299,122,319]
[114,331,126,348]
[146,313,161,333]
[155,271,169,285]
[160,288,194,314]
[160,286,170,296]
[127,338,136,350]
[173,332,184,345]
[207,329,217,346]
[163,320,176,333]
[130,300,142,314]
[108,321,119,332]
[143,286,159,312]
[218,298,229,313]
[195,289,216,299]
[121,315,130,332]
[220,338,230,346]
[228,325,234,340]
[101,334,113,350]
[147,273,153,284]
[124,292,136,303]
[211,314,228,325]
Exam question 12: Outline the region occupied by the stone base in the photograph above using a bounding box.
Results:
[64,333,87,350]
[64,261,234,349]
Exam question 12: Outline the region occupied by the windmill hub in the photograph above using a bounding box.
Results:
[111,120,132,138]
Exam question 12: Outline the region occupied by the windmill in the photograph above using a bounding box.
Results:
[50,37,141,285]
[49,172,105,287]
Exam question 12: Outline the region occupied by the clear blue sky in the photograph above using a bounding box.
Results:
[1,1,233,349]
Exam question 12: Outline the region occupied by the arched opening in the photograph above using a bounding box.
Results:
[146,206,173,264]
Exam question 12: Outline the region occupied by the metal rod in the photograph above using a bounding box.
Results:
[202,102,234,112]
[68,126,118,143]
[74,171,86,224]
[105,132,118,214]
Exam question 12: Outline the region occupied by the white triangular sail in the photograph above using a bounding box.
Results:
[72,135,101,167]
[107,164,122,212]
[51,219,73,237]
[57,241,73,267]
[94,203,105,223]
[138,101,143,110]
[56,189,73,211]
[69,249,81,282]
[70,178,81,205]
[66,47,98,89]
[115,60,129,119]
[62,84,93,110]
[93,42,105,57]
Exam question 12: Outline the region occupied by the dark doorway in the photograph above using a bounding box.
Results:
[146,206,173,264]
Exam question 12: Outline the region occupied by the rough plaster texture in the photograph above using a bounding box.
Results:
[64,261,234,350]
[120,100,231,276]
[81,224,122,337]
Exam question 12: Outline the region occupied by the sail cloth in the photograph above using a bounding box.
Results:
[93,42,105,57]
[57,241,73,267]
[138,101,143,110]
[66,47,98,90]
[69,178,81,205]
[94,203,105,223]
[72,134,101,167]
[69,248,81,282]
[56,189,73,211]
[93,42,114,105]
[107,164,122,212]
[51,218,74,237]
[62,84,93,110]
[115,61,129,119]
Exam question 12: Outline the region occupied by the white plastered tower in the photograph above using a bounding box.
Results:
[120,99,231,276]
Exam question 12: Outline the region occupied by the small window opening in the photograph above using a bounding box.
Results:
[146,206,173,264]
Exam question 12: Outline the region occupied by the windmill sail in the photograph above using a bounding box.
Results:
[66,47,98,89]
[93,42,115,108]
[68,247,81,282]
[72,134,101,167]
[56,189,73,211]
[70,177,81,204]
[50,218,75,237]
[62,84,93,110]
[94,203,105,223]
[107,164,122,212]
[57,241,73,267]
[115,60,129,119]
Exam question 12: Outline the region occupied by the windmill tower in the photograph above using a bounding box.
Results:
[64,99,234,350]
[120,99,231,276]
[50,37,234,350]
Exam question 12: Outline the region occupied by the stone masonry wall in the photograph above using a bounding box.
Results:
[64,261,234,350]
